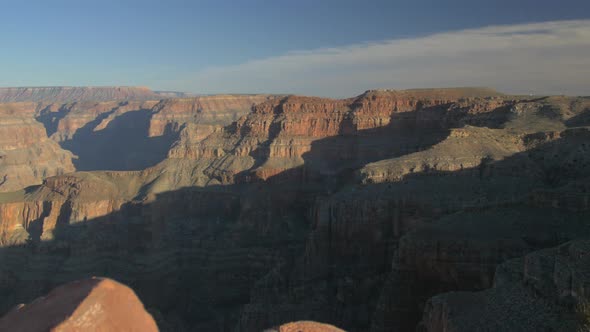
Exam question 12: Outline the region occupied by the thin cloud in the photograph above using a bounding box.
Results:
[175,20,590,97]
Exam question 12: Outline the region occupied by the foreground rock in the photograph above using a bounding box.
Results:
[0,277,158,332]
[267,321,346,331]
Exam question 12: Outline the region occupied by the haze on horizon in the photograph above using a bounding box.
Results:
[1,0,589,97]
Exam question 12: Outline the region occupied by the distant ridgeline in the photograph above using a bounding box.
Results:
[0,86,186,103]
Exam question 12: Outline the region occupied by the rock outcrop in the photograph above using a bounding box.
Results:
[0,277,158,332]
[419,239,590,332]
[268,321,346,332]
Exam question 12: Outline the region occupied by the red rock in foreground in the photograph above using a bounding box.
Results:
[0,277,158,332]
[269,321,346,332]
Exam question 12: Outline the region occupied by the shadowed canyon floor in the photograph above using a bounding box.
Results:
[0,87,589,331]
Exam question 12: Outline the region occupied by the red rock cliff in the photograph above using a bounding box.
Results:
[0,103,75,192]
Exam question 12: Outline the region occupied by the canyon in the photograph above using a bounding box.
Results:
[0,86,588,331]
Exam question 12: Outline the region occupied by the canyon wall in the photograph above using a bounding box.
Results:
[420,239,590,331]
[0,103,75,192]
[0,94,279,190]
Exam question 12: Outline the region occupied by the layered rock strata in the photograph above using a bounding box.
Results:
[0,103,75,192]
[0,94,278,188]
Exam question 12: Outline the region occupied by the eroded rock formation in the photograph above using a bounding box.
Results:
[0,94,279,189]
[0,103,75,192]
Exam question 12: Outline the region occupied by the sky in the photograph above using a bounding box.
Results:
[1,0,589,97]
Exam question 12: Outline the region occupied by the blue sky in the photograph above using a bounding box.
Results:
[1,0,589,96]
